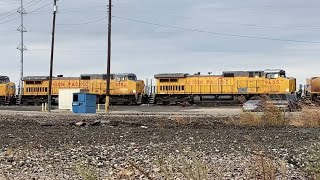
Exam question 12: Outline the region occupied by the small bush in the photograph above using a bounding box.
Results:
[261,103,286,126]
[74,163,98,180]
[235,103,286,127]
[237,112,262,127]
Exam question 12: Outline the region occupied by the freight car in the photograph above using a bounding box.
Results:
[305,77,320,104]
[0,75,16,105]
[21,73,146,105]
[153,69,296,105]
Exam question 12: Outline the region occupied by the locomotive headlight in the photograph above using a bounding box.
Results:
[133,90,136,93]
[286,88,289,92]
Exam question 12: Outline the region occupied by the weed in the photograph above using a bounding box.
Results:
[74,163,98,180]
[261,102,286,126]
[299,108,320,128]
[157,149,209,180]
[237,112,262,127]
[305,143,320,179]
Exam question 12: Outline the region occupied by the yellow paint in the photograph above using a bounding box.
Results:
[23,78,145,96]
[156,75,296,95]
[0,82,16,97]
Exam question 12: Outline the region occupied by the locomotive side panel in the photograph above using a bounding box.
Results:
[154,70,296,104]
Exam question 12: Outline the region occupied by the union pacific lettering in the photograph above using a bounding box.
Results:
[53,82,66,87]
[67,82,80,87]
[186,79,224,85]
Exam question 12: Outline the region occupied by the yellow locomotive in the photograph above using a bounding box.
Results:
[22,73,145,105]
[154,69,296,104]
[0,76,16,105]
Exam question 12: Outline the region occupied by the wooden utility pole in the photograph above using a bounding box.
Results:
[48,0,58,112]
[105,0,112,112]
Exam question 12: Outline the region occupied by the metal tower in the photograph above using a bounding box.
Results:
[17,0,27,103]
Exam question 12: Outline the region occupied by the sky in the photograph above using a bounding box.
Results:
[1,0,320,85]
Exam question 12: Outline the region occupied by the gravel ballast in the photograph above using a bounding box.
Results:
[0,111,319,179]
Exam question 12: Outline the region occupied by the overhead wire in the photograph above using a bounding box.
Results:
[0,0,49,20]
[0,1,52,24]
[57,17,107,26]
[113,16,320,44]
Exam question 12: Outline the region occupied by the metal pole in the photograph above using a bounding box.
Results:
[48,0,58,112]
[17,0,27,103]
[105,0,112,112]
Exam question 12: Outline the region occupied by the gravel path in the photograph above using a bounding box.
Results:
[0,112,319,179]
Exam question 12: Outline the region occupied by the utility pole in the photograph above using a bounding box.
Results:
[105,0,112,112]
[17,0,27,103]
[48,0,58,112]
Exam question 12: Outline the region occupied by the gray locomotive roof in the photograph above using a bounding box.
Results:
[114,73,136,76]
[0,75,9,79]
[154,73,188,78]
[223,71,264,74]
[22,76,50,81]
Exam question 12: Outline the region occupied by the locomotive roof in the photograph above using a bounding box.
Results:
[22,76,50,81]
[0,76,9,84]
[154,73,188,78]
[0,75,9,79]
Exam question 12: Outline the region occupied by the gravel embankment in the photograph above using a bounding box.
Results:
[0,112,319,179]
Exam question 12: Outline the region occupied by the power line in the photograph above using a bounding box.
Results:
[0,2,52,24]
[57,17,107,26]
[113,16,320,44]
[0,0,46,20]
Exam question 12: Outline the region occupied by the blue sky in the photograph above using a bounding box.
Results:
[1,0,320,85]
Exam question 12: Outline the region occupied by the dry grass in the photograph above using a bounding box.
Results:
[166,116,192,127]
[261,102,286,126]
[237,112,262,127]
[235,103,286,127]
[248,154,276,180]
[293,108,320,128]
[157,149,209,180]
[244,153,289,180]
[74,163,98,180]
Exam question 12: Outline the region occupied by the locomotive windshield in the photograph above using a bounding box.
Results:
[128,75,137,81]
[0,76,9,84]
[114,74,137,81]
[265,70,286,79]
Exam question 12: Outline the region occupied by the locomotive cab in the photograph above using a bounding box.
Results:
[114,73,137,81]
[265,69,286,79]
[0,76,10,84]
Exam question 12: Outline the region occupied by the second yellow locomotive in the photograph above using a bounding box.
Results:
[154,69,296,104]
[0,75,16,105]
[22,73,145,105]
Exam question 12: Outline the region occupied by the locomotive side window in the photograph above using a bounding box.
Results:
[182,86,185,91]
[266,73,278,79]
[170,79,178,82]
[224,73,234,77]
[160,79,170,82]
[128,75,137,81]
[81,76,91,80]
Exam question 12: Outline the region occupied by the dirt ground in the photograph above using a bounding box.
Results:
[0,110,319,179]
